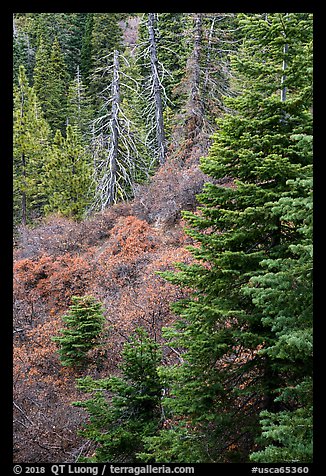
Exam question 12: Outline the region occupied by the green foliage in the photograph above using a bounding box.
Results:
[13,17,35,85]
[13,65,51,225]
[80,13,94,80]
[32,36,50,110]
[33,36,69,133]
[31,13,86,78]
[42,124,94,220]
[156,13,188,110]
[53,295,105,368]
[67,67,94,143]
[145,13,313,463]
[245,166,313,462]
[73,328,162,462]
[89,13,123,106]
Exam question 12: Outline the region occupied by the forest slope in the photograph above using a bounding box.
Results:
[13,156,213,462]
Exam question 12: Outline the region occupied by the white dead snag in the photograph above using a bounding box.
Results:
[108,49,120,205]
[148,13,167,166]
[183,13,205,143]
[89,50,150,213]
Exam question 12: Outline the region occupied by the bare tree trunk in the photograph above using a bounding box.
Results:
[191,13,202,109]
[186,13,204,140]
[148,13,166,166]
[21,153,27,226]
[20,83,27,226]
[281,42,288,102]
[107,49,120,205]
[76,65,82,116]
[13,15,18,37]
[203,15,216,92]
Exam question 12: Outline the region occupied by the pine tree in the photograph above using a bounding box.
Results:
[73,328,162,462]
[142,13,313,463]
[32,36,50,111]
[13,65,51,226]
[53,295,105,369]
[46,37,70,133]
[33,35,69,134]
[43,124,93,220]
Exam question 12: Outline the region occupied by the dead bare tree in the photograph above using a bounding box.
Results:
[134,13,169,169]
[88,50,149,212]
[148,13,167,165]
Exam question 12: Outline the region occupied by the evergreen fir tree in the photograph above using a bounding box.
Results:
[32,13,54,49]
[246,138,313,462]
[32,13,85,78]
[73,328,162,462]
[141,13,313,463]
[156,13,188,111]
[53,295,105,369]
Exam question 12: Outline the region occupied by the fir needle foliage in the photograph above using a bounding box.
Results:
[73,328,162,462]
[53,295,106,369]
[140,13,313,463]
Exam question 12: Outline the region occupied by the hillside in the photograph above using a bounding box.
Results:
[13,157,204,461]
[13,12,313,465]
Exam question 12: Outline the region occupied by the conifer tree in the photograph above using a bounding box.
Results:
[32,13,54,49]
[53,295,105,369]
[73,328,162,462]
[32,36,50,109]
[43,124,94,220]
[80,13,94,81]
[32,13,85,78]
[13,65,51,226]
[89,49,150,212]
[246,136,313,462]
[67,66,94,143]
[33,36,69,134]
[89,13,123,108]
[142,13,313,463]
[13,14,35,85]
[155,13,188,111]
[46,37,70,133]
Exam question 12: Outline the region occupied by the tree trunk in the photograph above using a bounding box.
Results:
[148,13,166,166]
[21,153,27,226]
[281,42,288,102]
[107,49,120,205]
[186,13,204,140]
